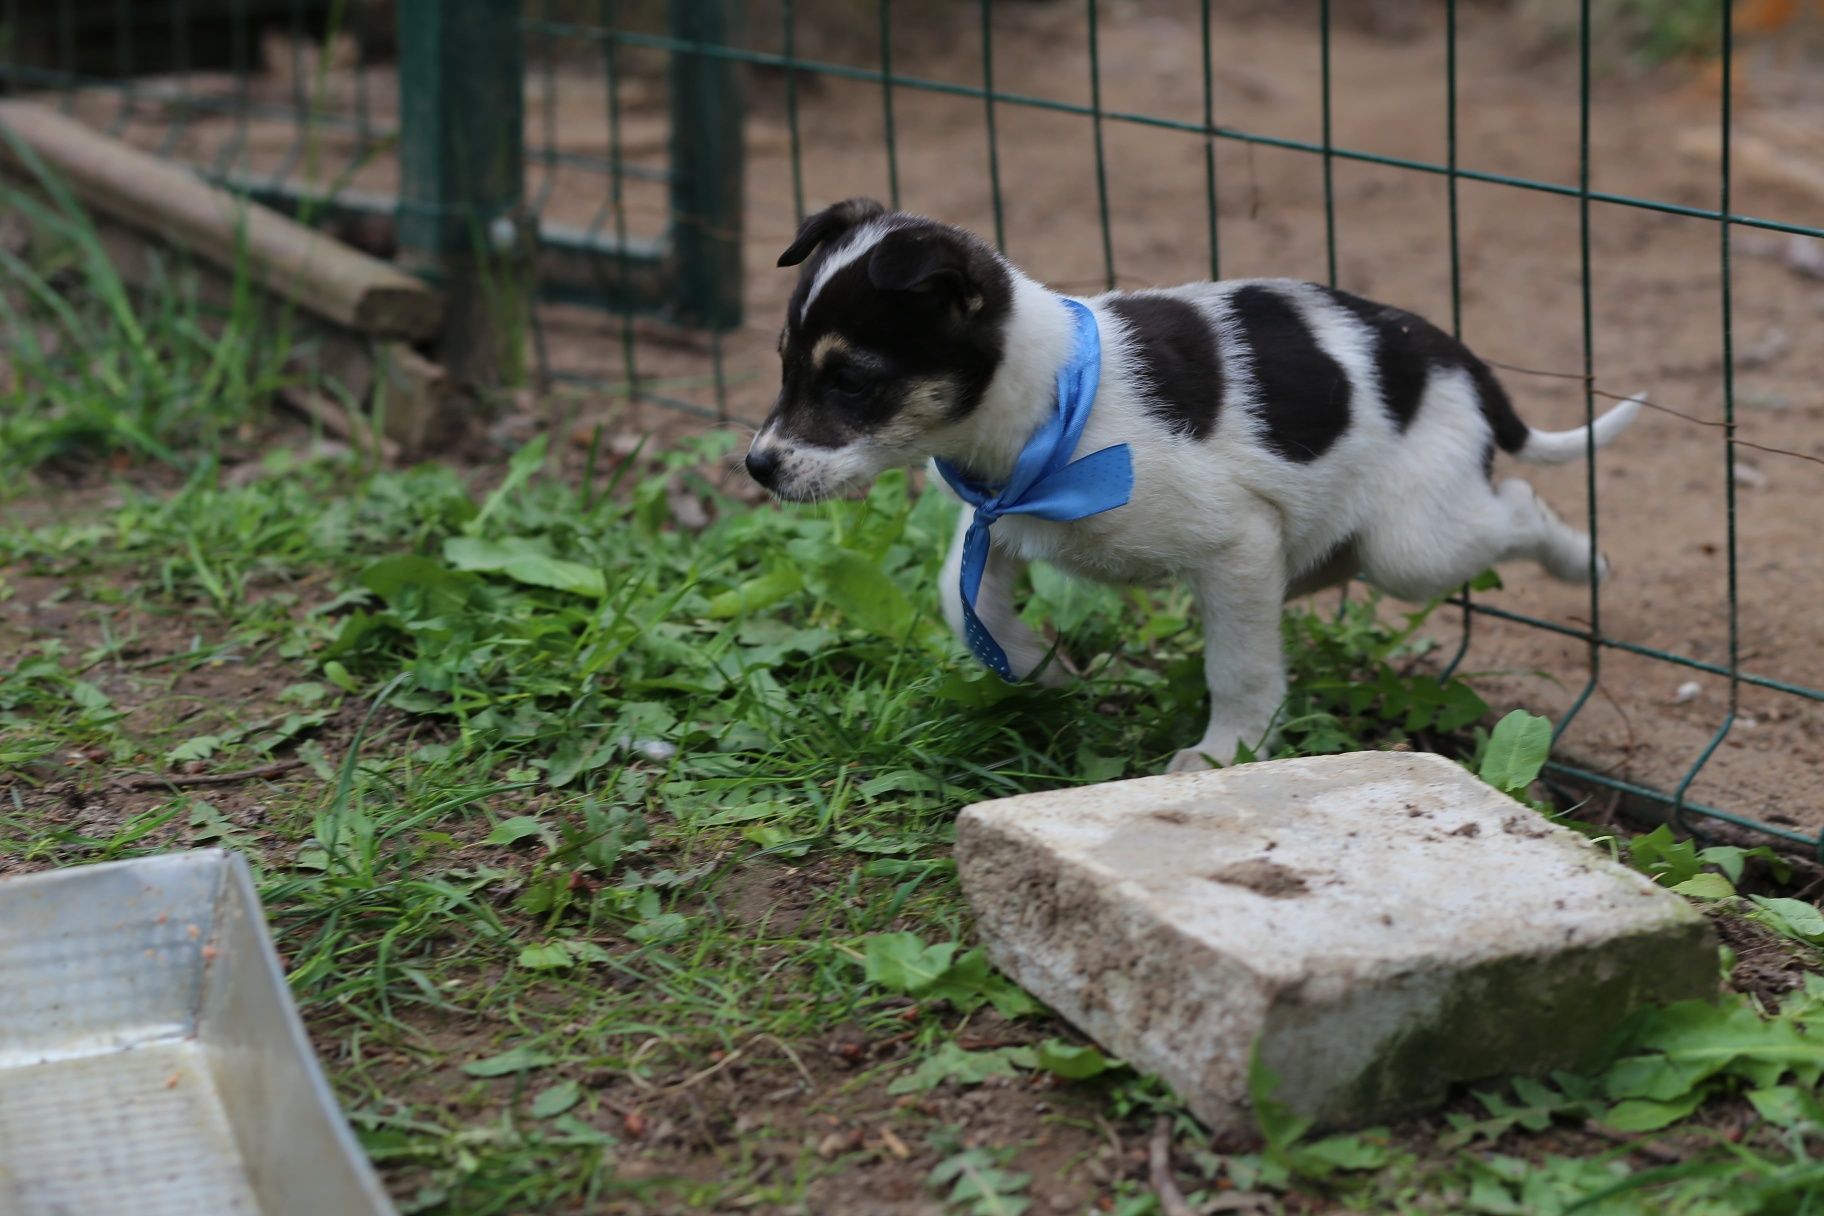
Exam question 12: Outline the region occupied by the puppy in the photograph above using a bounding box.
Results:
[746,198,1640,771]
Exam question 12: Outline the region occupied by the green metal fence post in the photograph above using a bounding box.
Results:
[397,0,528,387]
[667,0,743,331]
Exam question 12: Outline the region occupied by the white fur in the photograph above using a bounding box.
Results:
[760,262,1639,772]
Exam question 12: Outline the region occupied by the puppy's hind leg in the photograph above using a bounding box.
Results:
[939,512,1068,686]
[1359,475,1606,602]
[1495,478,1608,584]
[1474,477,1607,585]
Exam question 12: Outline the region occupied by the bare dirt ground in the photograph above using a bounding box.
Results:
[51,4,1824,828]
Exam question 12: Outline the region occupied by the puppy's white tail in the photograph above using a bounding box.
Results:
[1513,393,1644,465]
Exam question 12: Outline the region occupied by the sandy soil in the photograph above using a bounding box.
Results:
[47,1,1824,833]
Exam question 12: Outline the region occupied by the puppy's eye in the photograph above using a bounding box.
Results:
[826,366,870,399]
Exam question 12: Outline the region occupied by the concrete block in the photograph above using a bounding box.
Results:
[955,751,1716,1133]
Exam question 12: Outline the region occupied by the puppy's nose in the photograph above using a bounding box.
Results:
[745,446,781,487]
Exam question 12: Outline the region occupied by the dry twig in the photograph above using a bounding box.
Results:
[1148,1116,1197,1216]
[111,759,304,791]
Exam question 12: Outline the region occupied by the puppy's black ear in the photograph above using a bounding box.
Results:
[866,227,979,309]
[776,197,888,267]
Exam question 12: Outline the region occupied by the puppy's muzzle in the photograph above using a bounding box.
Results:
[744,444,781,490]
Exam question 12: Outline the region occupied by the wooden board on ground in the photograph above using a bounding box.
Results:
[0,99,443,341]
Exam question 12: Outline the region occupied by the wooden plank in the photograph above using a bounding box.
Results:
[374,341,460,456]
[0,99,443,340]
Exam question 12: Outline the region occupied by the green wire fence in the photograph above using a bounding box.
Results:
[2,0,1821,854]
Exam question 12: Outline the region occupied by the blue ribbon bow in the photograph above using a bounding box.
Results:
[934,297,1134,679]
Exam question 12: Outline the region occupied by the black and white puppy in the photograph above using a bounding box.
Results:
[746,198,1640,771]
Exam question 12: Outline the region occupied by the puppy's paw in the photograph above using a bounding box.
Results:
[1014,641,1079,689]
[1541,533,1607,585]
[1167,720,1275,773]
[1167,747,1216,774]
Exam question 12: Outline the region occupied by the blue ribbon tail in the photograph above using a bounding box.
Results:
[956,519,1013,679]
[942,299,1122,682]
[1016,443,1135,522]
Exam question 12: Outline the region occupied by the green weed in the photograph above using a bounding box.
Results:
[3,429,1820,1212]
[0,162,304,476]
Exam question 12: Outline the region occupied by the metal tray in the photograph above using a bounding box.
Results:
[0,849,396,1216]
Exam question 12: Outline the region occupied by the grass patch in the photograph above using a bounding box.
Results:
[0,164,310,477]
[6,435,1822,1214]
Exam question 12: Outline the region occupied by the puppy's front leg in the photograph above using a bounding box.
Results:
[939,512,1067,686]
[1169,515,1288,772]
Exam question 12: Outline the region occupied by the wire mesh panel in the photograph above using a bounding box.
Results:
[2,1,1821,851]
[527,0,1824,854]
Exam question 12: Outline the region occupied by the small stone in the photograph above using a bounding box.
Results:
[816,1128,863,1158]
[667,489,711,531]
[1781,235,1824,281]
[488,413,543,447]
[956,752,1715,1134]
[1673,681,1703,705]
[1733,463,1769,489]
[1736,328,1790,370]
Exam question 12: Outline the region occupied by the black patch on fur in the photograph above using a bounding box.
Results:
[1320,286,1527,472]
[1231,285,1350,463]
[1106,294,1223,440]
[1319,288,1430,432]
[1469,359,1527,473]
[867,227,976,301]
[771,215,1013,448]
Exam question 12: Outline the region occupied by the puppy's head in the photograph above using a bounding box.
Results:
[746,198,1013,501]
